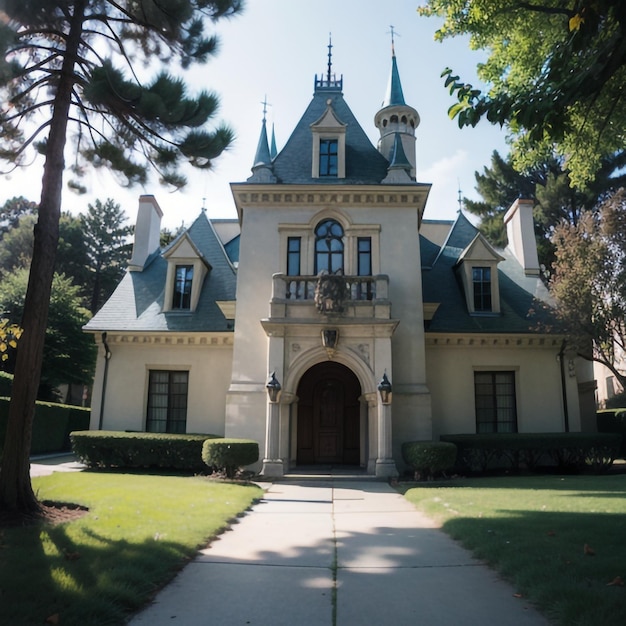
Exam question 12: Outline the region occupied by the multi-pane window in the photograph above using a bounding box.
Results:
[147,370,189,434]
[472,266,492,311]
[474,371,517,433]
[319,139,338,177]
[315,219,344,274]
[287,237,301,276]
[173,264,193,310]
[357,237,372,276]
[357,237,373,300]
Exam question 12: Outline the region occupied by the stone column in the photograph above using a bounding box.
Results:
[375,398,398,478]
[261,398,284,477]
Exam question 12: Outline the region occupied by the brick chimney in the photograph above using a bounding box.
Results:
[503,198,540,276]
[128,195,163,271]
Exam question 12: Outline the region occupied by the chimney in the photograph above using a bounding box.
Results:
[503,198,540,276]
[128,195,163,271]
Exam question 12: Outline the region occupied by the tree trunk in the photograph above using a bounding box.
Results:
[0,2,85,513]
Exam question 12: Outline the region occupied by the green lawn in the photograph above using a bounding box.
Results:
[0,472,263,626]
[401,474,626,626]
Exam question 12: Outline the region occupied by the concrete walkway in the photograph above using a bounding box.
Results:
[129,473,550,626]
[30,453,85,477]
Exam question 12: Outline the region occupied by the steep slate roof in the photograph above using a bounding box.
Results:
[271,85,390,185]
[422,212,556,333]
[84,212,236,333]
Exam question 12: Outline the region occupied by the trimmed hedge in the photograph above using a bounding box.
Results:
[597,409,626,458]
[202,438,259,478]
[440,432,622,474]
[402,441,457,480]
[70,431,219,471]
[0,397,90,455]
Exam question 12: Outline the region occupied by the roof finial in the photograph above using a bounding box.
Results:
[327,33,333,83]
[388,25,399,56]
[261,95,271,123]
[457,180,463,213]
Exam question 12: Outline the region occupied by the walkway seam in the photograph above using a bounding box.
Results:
[331,482,338,626]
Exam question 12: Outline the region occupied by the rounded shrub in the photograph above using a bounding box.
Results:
[402,440,457,480]
[202,438,259,478]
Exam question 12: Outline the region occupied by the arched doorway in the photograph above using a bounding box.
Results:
[296,361,361,466]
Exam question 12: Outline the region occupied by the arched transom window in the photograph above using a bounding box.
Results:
[315,219,344,274]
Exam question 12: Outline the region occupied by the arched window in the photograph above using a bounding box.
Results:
[315,219,344,274]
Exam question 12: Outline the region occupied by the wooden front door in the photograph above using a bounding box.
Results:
[297,362,360,465]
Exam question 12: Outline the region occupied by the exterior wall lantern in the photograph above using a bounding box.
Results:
[377,372,392,405]
[266,371,282,403]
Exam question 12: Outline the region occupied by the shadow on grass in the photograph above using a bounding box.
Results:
[440,509,626,626]
[399,472,626,495]
[0,519,195,626]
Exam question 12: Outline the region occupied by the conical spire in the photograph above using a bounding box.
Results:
[382,28,406,107]
[252,117,272,168]
[247,97,276,183]
[388,132,411,170]
[270,123,277,160]
[381,132,412,183]
[383,52,406,107]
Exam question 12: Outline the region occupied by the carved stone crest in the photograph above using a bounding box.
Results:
[314,271,349,314]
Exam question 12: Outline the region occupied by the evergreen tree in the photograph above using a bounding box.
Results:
[466,150,626,271]
[0,0,244,514]
[81,199,133,314]
[0,197,37,235]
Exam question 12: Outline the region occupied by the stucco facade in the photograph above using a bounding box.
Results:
[85,44,594,476]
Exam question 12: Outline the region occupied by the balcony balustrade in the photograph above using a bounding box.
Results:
[269,273,390,320]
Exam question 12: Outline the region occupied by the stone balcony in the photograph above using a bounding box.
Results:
[269,273,391,320]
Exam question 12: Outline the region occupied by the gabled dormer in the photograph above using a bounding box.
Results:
[162,233,211,313]
[310,98,347,179]
[455,233,505,314]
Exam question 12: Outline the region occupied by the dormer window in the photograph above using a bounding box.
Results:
[173,265,194,310]
[163,233,211,313]
[310,100,346,179]
[455,233,504,315]
[472,267,492,312]
[319,139,338,177]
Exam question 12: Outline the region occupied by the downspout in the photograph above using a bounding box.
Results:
[558,340,570,432]
[98,332,112,430]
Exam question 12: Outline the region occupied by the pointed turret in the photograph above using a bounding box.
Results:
[270,123,278,160]
[247,102,276,183]
[383,52,406,107]
[382,132,412,183]
[375,36,419,180]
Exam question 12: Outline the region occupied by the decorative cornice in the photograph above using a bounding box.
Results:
[97,332,234,347]
[425,333,564,348]
[230,184,430,209]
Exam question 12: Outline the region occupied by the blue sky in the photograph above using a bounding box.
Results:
[1,0,510,230]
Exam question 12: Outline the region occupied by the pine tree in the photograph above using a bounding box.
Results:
[0,0,244,514]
